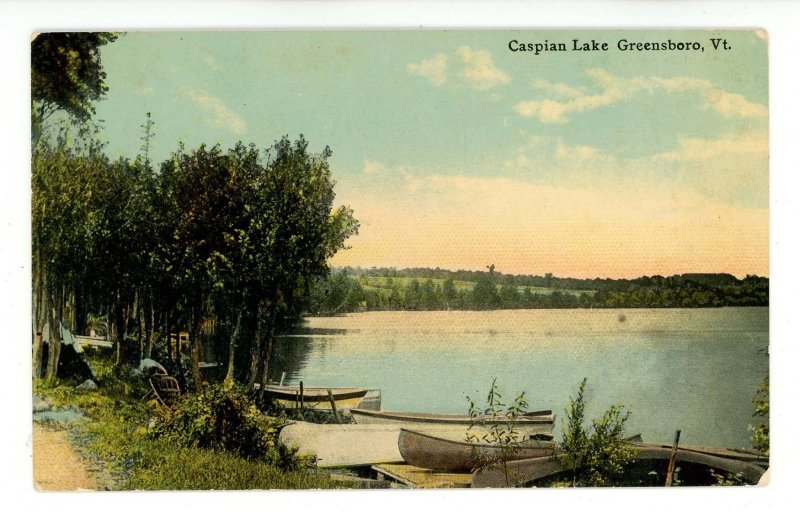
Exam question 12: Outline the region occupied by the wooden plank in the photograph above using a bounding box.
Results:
[372,463,472,489]
[327,473,392,489]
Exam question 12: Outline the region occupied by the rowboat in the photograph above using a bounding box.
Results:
[351,408,554,441]
[257,384,376,410]
[398,428,555,472]
[471,442,768,488]
[278,421,404,467]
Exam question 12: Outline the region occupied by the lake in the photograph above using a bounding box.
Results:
[270,307,768,448]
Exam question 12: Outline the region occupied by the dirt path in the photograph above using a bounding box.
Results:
[33,423,100,491]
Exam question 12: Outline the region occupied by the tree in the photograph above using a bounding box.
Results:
[236,136,358,394]
[442,278,457,307]
[32,137,119,379]
[472,264,500,309]
[32,33,120,379]
[31,32,119,127]
[157,144,252,389]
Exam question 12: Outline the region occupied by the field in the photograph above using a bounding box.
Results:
[357,275,596,299]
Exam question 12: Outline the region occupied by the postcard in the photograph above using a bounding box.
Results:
[31,29,768,491]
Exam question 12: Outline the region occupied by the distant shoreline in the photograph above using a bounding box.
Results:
[309,268,768,314]
[306,304,769,318]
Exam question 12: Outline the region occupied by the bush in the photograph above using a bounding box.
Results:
[559,378,638,486]
[465,378,531,486]
[150,381,295,466]
[749,376,769,455]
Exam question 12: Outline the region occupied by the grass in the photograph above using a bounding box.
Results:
[33,356,352,490]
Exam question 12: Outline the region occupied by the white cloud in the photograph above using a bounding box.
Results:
[201,51,219,71]
[456,46,510,90]
[406,53,448,86]
[654,133,768,162]
[407,47,509,90]
[362,160,394,175]
[185,89,247,135]
[514,68,767,123]
[502,131,767,209]
[531,78,585,99]
[705,89,768,119]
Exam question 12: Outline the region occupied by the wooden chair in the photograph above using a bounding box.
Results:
[148,374,181,407]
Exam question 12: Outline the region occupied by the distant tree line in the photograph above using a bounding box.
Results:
[31,33,358,392]
[308,267,768,314]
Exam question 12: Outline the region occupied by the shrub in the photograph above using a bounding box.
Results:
[150,381,295,465]
[559,378,638,486]
[465,377,530,485]
[749,376,769,455]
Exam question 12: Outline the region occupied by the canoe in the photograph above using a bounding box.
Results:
[351,408,554,441]
[639,442,769,468]
[398,428,556,472]
[278,421,404,467]
[471,442,768,488]
[257,384,372,410]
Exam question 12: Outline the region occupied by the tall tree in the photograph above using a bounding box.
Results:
[32,32,119,379]
[244,136,358,393]
[31,32,118,131]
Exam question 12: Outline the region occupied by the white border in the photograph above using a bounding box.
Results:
[2,2,797,511]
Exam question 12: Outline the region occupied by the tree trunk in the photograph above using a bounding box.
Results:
[246,303,265,392]
[32,260,47,378]
[257,311,277,401]
[144,288,155,359]
[112,294,126,367]
[45,285,63,382]
[224,300,245,383]
[74,280,87,335]
[188,298,205,391]
[134,288,144,362]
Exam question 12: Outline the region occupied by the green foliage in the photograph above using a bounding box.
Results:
[34,377,347,490]
[750,376,769,455]
[31,32,119,124]
[466,377,530,446]
[150,382,294,465]
[307,267,767,313]
[559,378,638,486]
[711,469,745,486]
[466,378,530,484]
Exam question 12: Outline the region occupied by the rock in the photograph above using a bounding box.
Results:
[32,395,53,413]
[75,379,98,391]
[56,344,96,382]
[33,408,86,426]
[137,358,168,377]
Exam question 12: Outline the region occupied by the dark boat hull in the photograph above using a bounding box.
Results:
[398,428,556,472]
[471,443,768,488]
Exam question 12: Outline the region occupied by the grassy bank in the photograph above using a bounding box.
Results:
[33,357,351,490]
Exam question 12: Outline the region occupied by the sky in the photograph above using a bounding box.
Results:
[93,30,768,279]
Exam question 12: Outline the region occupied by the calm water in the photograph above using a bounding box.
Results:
[270,308,768,448]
